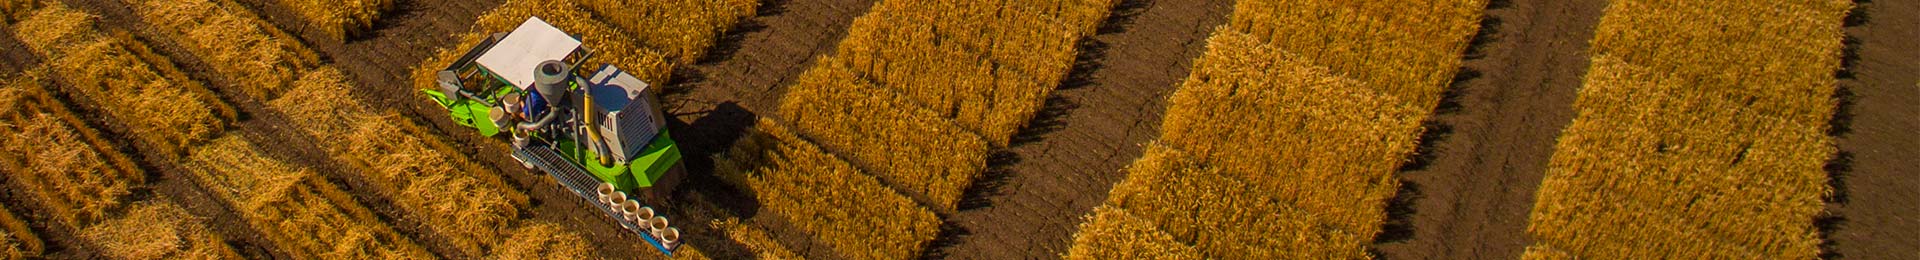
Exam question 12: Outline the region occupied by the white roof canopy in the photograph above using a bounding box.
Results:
[476,17,582,90]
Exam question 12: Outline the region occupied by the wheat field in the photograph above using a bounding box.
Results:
[715,119,944,259]
[131,0,320,101]
[1523,0,1851,258]
[1065,0,1486,257]
[9,2,233,157]
[187,135,433,259]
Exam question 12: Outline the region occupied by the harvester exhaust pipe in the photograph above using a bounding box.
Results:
[517,60,570,132]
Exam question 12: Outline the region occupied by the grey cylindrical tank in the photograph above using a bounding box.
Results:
[517,60,572,132]
[533,60,571,105]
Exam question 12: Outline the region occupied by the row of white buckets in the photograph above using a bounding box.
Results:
[599,183,679,245]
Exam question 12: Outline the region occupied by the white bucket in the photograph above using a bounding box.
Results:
[648,216,670,233]
[595,183,616,205]
[609,191,628,207]
[659,227,681,244]
[629,206,655,227]
[625,203,648,223]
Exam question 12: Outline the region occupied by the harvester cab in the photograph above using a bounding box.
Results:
[423,16,686,255]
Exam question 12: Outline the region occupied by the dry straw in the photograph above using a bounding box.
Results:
[131,0,320,101]
[1524,0,1849,257]
[188,135,433,259]
[824,0,1117,145]
[79,202,241,260]
[715,119,942,259]
[0,77,143,228]
[10,2,231,157]
[777,62,989,212]
[273,67,526,256]
[1064,0,1488,257]
[272,0,393,40]
[711,218,800,259]
[489,222,594,260]
[1064,206,1203,260]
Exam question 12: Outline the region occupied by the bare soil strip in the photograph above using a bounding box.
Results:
[921,0,1232,258]
[1372,0,1607,258]
[1831,0,1920,258]
[666,0,883,258]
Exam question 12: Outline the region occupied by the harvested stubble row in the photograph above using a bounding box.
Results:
[79,202,242,260]
[269,0,392,41]
[0,77,144,228]
[576,0,757,65]
[0,77,237,260]
[1064,206,1202,260]
[1065,0,1487,257]
[771,0,1115,215]
[415,0,674,90]
[187,135,434,259]
[776,62,988,212]
[1,191,45,258]
[710,218,800,259]
[823,0,1117,146]
[7,2,233,157]
[1522,0,1850,258]
[488,222,594,259]
[715,119,942,259]
[129,0,320,101]
[272,67,530,256]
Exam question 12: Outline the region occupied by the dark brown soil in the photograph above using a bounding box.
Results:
[661,0,881,258]
[1372,0,1607,258]
[1830,0,1920,259]
[924,0,1232,258]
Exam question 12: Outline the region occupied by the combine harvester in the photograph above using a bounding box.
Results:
[424,17,686,255]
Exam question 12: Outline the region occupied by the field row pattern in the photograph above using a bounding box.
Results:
[1066,0,1486,258]
[187,135,434,259]
[0,47,237,260]
[772,0,1118,216]
[8,1,234,158]
[273,67,529,256]
[715,119,942,259]
[1522,0,1850,258]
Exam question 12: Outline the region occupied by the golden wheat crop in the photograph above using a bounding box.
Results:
[1523,0,1849,258]
[272,0,392,40]
[1064,0,1486,256]
[822,0,1115,146]
[577,0,756,65]
[0,77,144,227]
[489,222,594,260]
[1228,0,1484,105]
[777,61,989,212]
[79,202,241,260]
[1,231,18,260]
[711,218,801,260]
[1063,206,1202,260]
[415,0,673,93]
[9,2,233,157]
[1064,32,1423,258]
[187,135,434,259]
[130,0,321,101]
[0,203,39,259]
[715,119,942,259]
[273,67,527,256]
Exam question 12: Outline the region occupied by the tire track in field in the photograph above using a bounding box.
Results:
[1372,0,1605,258]
[924,0,1232,258]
